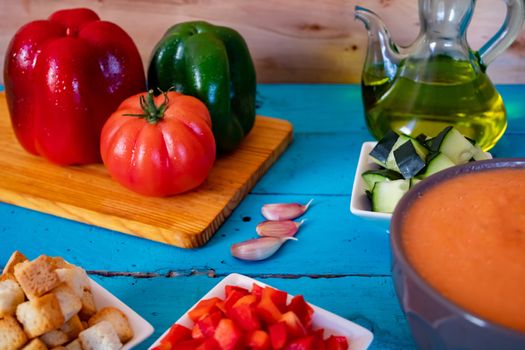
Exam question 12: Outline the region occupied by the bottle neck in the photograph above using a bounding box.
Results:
[419,0,475,39]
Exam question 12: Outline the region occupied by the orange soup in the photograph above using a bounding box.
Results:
[402,168,525,333]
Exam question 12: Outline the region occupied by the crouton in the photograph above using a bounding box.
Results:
[0,278,25,317]
[40,330,68,347]
[48,257,72,270]
[14,256,60,299]
[61,315,84,340]
[54,268,90,299]
[88,307,133,343]
[0,315,28,350]
[21,338,48,350]
[79,321,122,350]
[51,284,82,322]
[63,339,82,350]
[78,290,96,321]
[16,293,65,338]
[0,272,15,282]
[2,251,28,275]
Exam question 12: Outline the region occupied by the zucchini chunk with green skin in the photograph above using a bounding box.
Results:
[415,133,430,146]
[385,135,429,172]
[369,130,399,166]
[417,152,455,179]
[394,141,426,179]
[410,177,421,188]
[362,169,403,191]
[371,179,410,213]
[430,126,477,165]
[473,145,493,161]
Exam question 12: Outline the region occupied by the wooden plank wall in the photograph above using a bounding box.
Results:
[1,0,524,84]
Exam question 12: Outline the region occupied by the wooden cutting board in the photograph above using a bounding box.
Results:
[0,93,293,248]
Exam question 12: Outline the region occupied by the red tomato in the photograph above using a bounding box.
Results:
[100,90,216,196]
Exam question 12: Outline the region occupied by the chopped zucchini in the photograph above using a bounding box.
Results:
[369,130,399,166]
[361,169,403,191]
[472,145,493,161]
[361,126,492,215]
[386,135,429,172]
[430,126,477,165]
[394,141,426,179]
[417,152,455,179]
[415,133,430,145]
[410,177,421,187]
[371,179,410,213]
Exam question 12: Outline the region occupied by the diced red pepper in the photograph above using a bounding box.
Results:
[324,335,349,350]
[269,322,288,350]
[168,284,351,350]
[233,294,258,308]
[197,338,222,350]
[194,311,223,339]
[215,300,227,314]
[160,324,192,346]
[225,285,249,298]
[189,297,223,322]
[288,296,314,330]
[252,283,263,301]
[279,311,307,338]
[192,323,204,340]
[169,338,203,349]
[262,287,288,313]
[213,318,245,350]
[229,303,261,332]
[311,329,326,350]
[283,336,314,350]
[256,295,283,325]
[225,290,248,313]
[247,330,271,350]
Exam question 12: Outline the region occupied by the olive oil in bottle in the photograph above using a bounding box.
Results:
[362,56,506,151]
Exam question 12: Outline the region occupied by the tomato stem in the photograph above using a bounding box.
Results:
[123,89,169,124]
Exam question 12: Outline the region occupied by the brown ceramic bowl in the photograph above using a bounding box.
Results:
[390,158,525,350]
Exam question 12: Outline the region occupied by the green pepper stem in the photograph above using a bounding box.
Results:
[123,89,169,124]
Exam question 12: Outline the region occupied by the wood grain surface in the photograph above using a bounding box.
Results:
[0,93,293,248]
[0,0,524,84]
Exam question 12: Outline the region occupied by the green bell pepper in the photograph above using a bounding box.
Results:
[148,21,256,153]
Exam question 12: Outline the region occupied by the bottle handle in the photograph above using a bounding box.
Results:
[478,0,525,68]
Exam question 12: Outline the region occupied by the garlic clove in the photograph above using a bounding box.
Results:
[261,199,313,221]
[256,219,304,238]
[231,237,296,261]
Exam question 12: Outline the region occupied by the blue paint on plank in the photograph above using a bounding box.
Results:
[252,131,371,195]
[256,84,368,134]
[0,194,392,275]
[91,274,416,350]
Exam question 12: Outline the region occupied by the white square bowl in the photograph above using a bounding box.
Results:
[90,278,154,349]
[149,273,373,350]
[350,141,392,229]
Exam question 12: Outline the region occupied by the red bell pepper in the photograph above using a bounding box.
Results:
[3,8,145,165]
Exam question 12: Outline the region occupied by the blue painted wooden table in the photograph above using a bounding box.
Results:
[1,84,525,349]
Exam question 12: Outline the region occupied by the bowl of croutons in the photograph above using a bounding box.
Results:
[0,251,153,349]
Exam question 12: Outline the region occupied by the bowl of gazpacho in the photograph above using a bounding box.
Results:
[390,158,525,350]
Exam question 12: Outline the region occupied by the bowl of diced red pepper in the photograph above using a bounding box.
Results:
[149,273,373,350]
